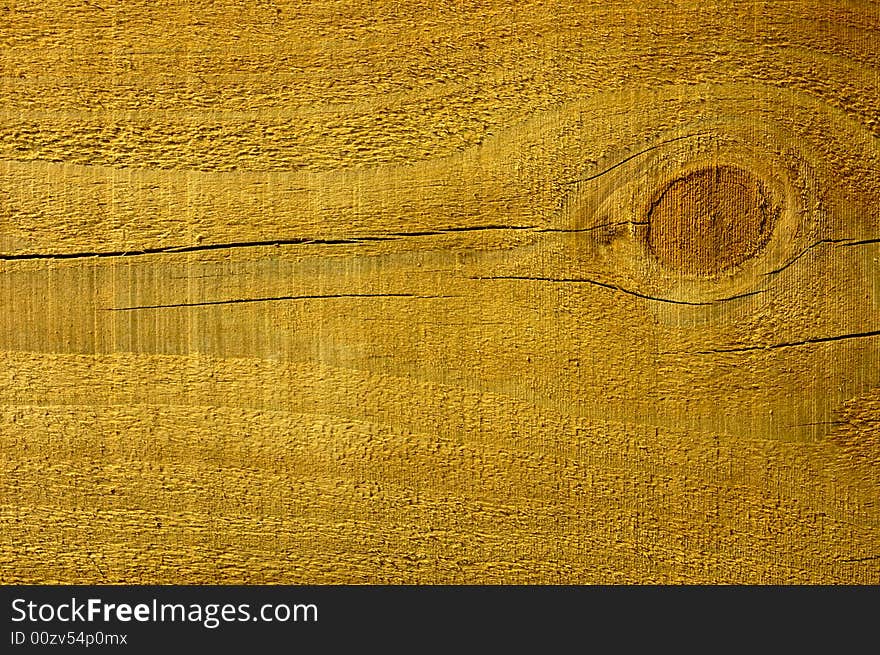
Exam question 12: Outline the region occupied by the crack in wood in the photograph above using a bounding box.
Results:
[0,225,539,262]
[559,133,710,186]
[763,237,880,277]
[689,329,880,354]
[105,293,455,311]
[469,275,766,306]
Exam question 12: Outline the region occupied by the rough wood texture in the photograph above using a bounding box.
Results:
[1,1,878,584]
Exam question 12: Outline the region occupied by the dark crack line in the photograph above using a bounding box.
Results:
[535,221,648,234]
[106,293,452,311]
[471,275,765,306]
[0,225,539,262]
[0,237,370,261]
[839,237,880,247]
[787,420,847,428]
[690,329,880,354]
[763,238,855,277]
[397,224,537,235]
[763,237,880,277]
[560,133,709,187]
[839,554,880,563]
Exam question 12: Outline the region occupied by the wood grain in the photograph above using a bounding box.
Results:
[1,0,878,583]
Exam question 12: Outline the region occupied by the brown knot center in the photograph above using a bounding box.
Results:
[646,166,775,275]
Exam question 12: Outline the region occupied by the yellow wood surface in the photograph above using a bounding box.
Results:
[1,0,879,583]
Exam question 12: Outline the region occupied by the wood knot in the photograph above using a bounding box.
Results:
[645,165,777,275]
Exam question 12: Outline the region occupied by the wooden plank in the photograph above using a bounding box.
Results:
[1,0,878,583]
